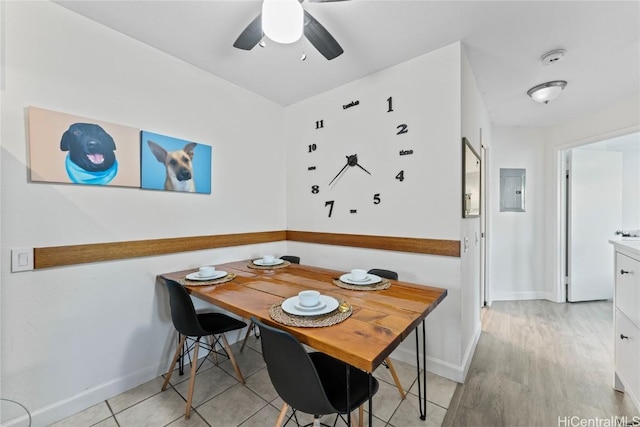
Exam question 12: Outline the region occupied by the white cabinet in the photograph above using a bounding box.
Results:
[611,240,640,412]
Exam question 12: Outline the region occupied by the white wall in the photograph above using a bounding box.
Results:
[490,127,547,301]
[1,2,286,425]
[460,47,490,370]
[285,45,462,239]
[285,42,486,382]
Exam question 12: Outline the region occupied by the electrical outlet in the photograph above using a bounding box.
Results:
[11,248,34,272]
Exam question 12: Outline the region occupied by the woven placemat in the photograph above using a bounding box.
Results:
[269,298,352,328]
[332,278,391,291]
[247,260,291,270]
[181,273,236,287]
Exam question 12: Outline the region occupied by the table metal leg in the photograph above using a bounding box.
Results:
[368,373,374,426]
[415,319,427,420]
[346,364,351,427]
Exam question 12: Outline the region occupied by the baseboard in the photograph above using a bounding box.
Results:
[491,291,547,301]
[459,322,482,381]
[30,331,249,426]
[390,324,482,384]
[543,291,563,303]
[29,359,170,426]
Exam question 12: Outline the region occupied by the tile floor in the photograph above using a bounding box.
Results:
[50,336,457,427]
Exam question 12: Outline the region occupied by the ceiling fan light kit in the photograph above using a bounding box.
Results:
[262,0,304,44]
[233,0,345,60]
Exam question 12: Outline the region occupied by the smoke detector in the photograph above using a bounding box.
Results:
[541,49,566,65]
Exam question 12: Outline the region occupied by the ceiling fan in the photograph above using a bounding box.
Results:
[233,0,348,60]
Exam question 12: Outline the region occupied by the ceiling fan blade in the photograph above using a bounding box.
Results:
[233,14,262,50]
[303,10,343,60]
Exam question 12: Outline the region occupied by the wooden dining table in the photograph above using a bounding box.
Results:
[158,259,447,425]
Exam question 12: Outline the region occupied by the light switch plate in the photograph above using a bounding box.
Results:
[11,247,34,272]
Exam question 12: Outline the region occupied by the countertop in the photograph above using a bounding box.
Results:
[610,238,640,258]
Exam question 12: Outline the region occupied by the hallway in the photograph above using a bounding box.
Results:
[443,300,639,426]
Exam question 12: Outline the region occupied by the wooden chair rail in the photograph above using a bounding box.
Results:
[33,230,460,269]
[286,230,460,257]
[33,231,286,269]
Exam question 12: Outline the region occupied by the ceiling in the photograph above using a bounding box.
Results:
[54,0,640,128]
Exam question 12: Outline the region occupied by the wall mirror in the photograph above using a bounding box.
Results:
[462,137,481,218]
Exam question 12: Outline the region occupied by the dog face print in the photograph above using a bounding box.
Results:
[60,123,118,185]
[147,140,197,192]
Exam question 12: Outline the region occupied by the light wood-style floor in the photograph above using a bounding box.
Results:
[443,300,640,427]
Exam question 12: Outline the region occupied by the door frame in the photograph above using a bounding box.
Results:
[481,141,489,306]
[553,127,639,302]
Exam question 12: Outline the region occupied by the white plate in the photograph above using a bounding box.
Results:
[340,273,382,285]
[281,295,339,316]
[253,258,285,266]
[293,301,327,312]
[186,271,227,281]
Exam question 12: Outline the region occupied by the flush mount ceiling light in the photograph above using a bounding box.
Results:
[527,80,568,104]
[262,0,304,44]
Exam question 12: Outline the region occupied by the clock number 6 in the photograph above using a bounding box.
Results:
[325,200,335,217]
[373,193,381,205]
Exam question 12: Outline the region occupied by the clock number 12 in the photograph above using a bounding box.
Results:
[325,200,335,217]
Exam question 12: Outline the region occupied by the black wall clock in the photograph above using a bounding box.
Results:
[304,95,416,220]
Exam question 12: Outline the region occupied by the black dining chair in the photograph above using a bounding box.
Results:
[252,317,379,427]
[367,268,406,400]
[367,268,398,281]
[240,255,302,352]
[161,278,247,419]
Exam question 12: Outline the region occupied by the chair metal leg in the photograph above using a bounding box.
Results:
[240,320,254,352]
[221,334,245,384]
[184,338,200,419]
[178,333,185,375]
[275,403,289,427]
[385,357,406,400]
[162,335,186,391]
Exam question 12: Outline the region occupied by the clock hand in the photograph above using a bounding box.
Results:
[356,163,371,175]
[328,158,350,186]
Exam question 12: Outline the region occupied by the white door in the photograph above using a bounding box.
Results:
[567,149,622,302]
